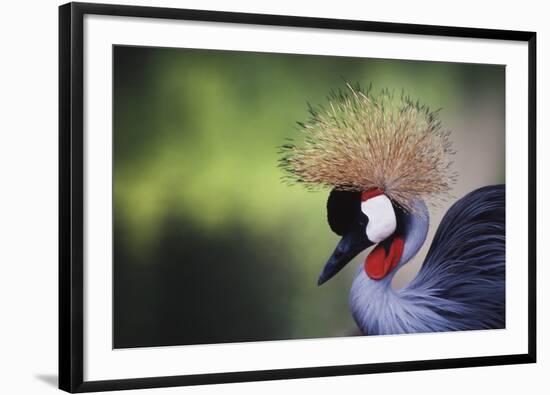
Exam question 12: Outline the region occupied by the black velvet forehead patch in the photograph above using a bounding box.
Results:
[326,189,362,236]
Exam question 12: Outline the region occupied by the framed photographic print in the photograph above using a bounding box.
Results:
[59,2,537,392]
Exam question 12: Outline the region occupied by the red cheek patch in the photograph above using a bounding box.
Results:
[364,236,404,280]
[361,189,384,202]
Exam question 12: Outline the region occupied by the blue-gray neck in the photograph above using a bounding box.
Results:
[349,199,443,335]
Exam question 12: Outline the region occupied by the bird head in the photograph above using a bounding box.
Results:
[318,188,405,285]
[278,83,456,285]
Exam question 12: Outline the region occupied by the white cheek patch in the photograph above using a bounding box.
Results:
[361,194,397,243]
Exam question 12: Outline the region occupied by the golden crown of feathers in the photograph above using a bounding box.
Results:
[279,84,457,212]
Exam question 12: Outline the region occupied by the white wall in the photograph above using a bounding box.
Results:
[0,0,546,394]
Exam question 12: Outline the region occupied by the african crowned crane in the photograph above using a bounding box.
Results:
[280,85,505,335]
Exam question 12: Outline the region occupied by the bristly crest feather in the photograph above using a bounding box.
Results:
[279,83,457,213]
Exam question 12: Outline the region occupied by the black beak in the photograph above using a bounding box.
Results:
[318,226,374,285]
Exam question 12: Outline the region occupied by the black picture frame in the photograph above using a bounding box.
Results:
[59,2,537,392]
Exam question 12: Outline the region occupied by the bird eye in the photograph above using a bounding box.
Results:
[360,194,397,243]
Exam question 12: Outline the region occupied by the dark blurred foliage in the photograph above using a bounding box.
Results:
[114,218,298,347]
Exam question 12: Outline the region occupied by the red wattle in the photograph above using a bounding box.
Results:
[364,236,404,280]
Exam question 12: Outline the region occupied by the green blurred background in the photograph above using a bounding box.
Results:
[113,45,505,348]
